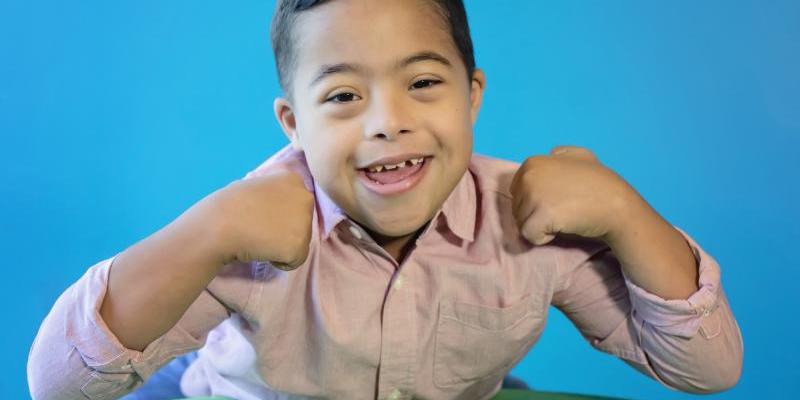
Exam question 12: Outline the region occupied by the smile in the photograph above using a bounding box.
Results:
[356,155,432,196]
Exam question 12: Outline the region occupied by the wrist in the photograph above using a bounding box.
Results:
[601,186,659,248]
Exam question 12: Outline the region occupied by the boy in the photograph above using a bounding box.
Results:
[28,0,743,399]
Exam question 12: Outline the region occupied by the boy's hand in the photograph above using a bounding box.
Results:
[209,168,314,270]
[510,145,640,246]
[96,165,313,353]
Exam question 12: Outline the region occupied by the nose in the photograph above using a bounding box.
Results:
[363,89,413,141]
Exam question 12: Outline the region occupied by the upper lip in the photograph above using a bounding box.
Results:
[358,153,431,170]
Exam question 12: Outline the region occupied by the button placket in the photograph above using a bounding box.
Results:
[387,388,403,400]
[348,225,363,240]
[393,274,405,290]
[377,265,417,399]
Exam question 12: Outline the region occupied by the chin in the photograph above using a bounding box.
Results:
[374,223,426,238]
[365,210,433,238]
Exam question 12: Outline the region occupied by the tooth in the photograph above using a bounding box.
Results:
[369,158,425,172]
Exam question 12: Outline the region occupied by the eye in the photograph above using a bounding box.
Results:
[410,79,442,90]
[325,92,361,103]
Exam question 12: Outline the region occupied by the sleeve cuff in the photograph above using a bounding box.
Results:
[64,255,202,381]
[622,226,722,339]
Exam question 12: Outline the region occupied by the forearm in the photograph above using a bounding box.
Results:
[100,195,229,352]
[603,190,699,300]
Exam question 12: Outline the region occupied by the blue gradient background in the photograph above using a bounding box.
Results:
[3,1,798,398]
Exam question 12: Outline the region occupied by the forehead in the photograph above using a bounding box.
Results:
[291,0,460,81]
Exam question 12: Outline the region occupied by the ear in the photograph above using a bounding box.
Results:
[273,97,303,151]
[469,68,486,125]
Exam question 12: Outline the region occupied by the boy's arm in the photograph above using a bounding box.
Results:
[99,192,232,352]
[26,253,249,400]
[26,184,267,400]
[28,187,242,399]
[549,227,743,394]
[27,145,312,400]
[100,143,313,352]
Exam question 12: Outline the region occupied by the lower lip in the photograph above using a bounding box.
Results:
[356,157,432,196]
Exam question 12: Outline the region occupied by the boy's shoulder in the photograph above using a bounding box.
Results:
[469,153,521,200]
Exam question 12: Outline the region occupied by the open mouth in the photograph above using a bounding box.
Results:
[356,155,432,195]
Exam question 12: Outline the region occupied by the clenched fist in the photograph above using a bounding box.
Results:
[510,145,639,246]
[209,168,315,270]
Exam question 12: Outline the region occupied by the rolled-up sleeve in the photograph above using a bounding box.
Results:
[550,226,744,394]
[27,255,253,400]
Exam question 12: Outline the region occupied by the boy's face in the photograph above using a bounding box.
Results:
[275,0,485,238]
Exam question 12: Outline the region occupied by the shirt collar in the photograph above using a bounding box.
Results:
[314,166,478,243]
[314,181,349,240]
[436,168,477,242]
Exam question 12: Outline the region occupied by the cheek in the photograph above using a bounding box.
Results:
[423,91,474,133]
[300,124,361,188]
[433,116,473,179]
[298,113,355,157]
[428,106,473,150]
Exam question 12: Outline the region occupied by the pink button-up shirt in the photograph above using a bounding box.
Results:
[28,145,743,400]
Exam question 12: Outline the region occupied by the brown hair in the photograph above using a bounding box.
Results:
[270,0,476,97]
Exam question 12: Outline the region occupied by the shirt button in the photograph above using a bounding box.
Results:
[348,225,363,240]
[703,308,711,317]
[394,274,405,290]
[388,388,402,400]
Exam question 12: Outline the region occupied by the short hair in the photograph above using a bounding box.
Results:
[270,0,475,98]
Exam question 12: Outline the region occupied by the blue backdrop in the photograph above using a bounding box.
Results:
[2,1,798,398]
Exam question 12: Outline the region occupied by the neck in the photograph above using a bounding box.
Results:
[364,222,429,264]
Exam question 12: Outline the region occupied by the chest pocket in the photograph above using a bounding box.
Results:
[433,293,545,387]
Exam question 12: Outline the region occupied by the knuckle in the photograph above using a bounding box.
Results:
[551,145,598,159]
[551,145,572,152]
[285,243,310,268]
[578,147,597,157]
[271,261,298,271]
[275,247,299,267]
[574,147,598,160]
[523,155,547,167]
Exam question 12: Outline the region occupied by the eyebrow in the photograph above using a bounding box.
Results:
[308,51,453,88]
[398,51,452,70]
[309,63,364,88]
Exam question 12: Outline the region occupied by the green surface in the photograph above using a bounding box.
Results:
[173,397,232,400]
[175,389,627,400]
[491,389,627,400]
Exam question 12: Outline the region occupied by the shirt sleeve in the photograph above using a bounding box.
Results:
[27,254,257,400]
[549,226,744,394]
